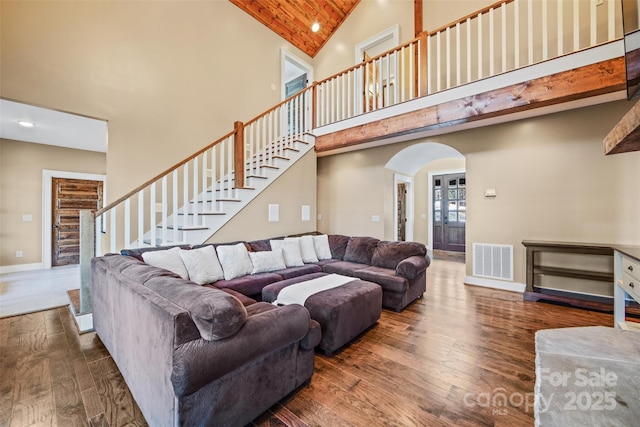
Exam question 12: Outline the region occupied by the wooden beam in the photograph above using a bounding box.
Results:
[414,0,423,37]
[603,98,640,154]
[315,57,625,153]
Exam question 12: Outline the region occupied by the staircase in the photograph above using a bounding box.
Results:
[142,135,315,247]
[93,91,313,255]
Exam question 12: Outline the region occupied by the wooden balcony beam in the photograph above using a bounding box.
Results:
[315,57,625,153]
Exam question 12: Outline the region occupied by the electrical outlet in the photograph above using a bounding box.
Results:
[16,250,23,258]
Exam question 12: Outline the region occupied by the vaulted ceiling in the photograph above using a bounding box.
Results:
[230,0,360,58]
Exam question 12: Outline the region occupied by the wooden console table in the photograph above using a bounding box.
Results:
[523,240,615,311]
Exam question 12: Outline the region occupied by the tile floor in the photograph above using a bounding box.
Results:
[0,265,79,318]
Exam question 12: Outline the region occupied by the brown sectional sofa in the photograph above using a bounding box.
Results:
[121,234,430,312]
[93,233,430,426]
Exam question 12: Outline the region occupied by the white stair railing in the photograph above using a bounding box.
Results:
[93,88,312,256]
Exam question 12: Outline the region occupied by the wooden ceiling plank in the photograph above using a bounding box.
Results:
[230,0,359,57]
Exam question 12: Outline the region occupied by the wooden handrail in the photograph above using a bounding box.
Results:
[427,0,515,36]
[96,129,236,217]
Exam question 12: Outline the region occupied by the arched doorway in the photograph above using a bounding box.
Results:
[385,142,465,257]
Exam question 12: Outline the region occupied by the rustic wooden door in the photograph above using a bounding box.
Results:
[51,178,103,266]
[433,174,466,252]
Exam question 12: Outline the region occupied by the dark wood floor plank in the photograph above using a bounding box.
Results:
[49,343,90,427]
[44,309,64,336]
[88,357,147,427]
[81,387,105,421]
[9,355,56,427]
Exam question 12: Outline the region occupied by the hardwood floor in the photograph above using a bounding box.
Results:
[0,260,613,427]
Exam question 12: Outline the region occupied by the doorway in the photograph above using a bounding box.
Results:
[432,173,466,253]
[394,174,413,242]
[356,25,399,114]
[51,178,103,266]
[43,170,106,269]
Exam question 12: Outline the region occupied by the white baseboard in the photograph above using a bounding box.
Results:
[0,262,44,274]
[464,275,526,293]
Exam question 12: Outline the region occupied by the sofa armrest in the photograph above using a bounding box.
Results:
[396,255,430,280]
[300,319,321,350]
[171,304,311,397]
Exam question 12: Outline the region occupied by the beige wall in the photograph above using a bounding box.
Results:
[314,0,414,81]
[1,0,311,205]
[317,100,640,286]
[0,139,106,267]
[207,150,317,243]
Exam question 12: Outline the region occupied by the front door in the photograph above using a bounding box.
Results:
[52,178,103,266]
[433,173,466,252]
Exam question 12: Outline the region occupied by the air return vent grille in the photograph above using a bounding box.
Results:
[472,243,513,281]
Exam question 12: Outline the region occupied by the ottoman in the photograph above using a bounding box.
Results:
[262,273,382,355]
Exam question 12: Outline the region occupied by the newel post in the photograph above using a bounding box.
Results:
[312,82,318,129]
[234,121,245,189]
[79,209,95,313]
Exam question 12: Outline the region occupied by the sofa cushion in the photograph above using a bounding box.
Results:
[273,264,323,280]
[179,245,224,285]
[328,234,350,260]
[343,236,380,265]
[270,240,304,267]
[120,244,190,261]
[247,237,283,252]
[313,234,332,260]
[353,266,408,293]
[216,243,253,281]
[214,272,283,297]
[322,260,365,277]
[371,241,427,270]
[248,249,287,274]
[285,236,319,263]
[141,247,189,280]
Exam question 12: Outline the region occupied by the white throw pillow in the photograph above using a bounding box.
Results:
[216,243,253,281]
[270,239,304,267]
[249,249,287,274]
[179,246,224,285]
[313,234,332,260]
[286,236,319,263]
[142,247,189,280]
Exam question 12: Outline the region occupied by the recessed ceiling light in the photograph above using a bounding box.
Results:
[311,22,320,33]
[17,120,35,128]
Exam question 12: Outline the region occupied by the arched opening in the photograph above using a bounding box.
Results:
[385,142,465,257]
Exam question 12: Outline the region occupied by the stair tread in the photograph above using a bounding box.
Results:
[216,198,242,202]
[157,225,210,231]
